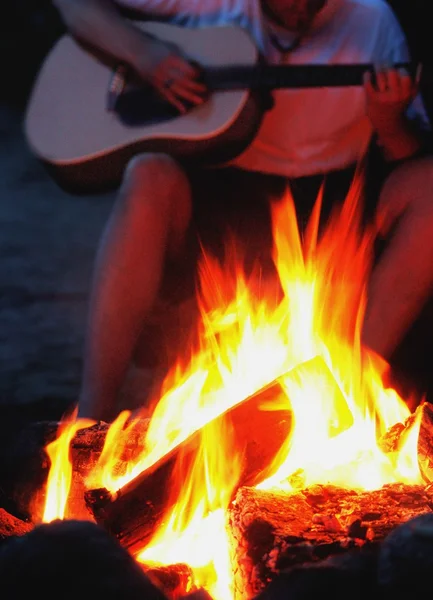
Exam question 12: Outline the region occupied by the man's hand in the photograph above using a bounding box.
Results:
[363,64,423,161]
[133,38,208,113]
[363,65,421,134]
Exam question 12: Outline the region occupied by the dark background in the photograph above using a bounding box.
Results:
[0,0,432,426]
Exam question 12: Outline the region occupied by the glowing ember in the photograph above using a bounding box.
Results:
[42,172,424,600]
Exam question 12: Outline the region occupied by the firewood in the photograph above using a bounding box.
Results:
[0,508,33,543]
[0,419,143,522]
[142,563,195,599]
[84,355,419,555]
[227,483,433,600]
[379,401,433,482]
[253,545,380,600]
[85,376,293,554]
[68,420,152,519]
[26,421,114,521]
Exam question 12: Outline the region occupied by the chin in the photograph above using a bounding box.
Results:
[281,17,312,32]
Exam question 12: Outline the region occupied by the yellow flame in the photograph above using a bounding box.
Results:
[134,174,422,597]
[42,170,424,599]
[43,409,94,522]
[138,414,242,600]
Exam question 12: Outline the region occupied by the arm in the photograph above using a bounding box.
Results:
[53,0,154,69]
[53,0,207,111]
[374,117,423,163]
[364,67,426,162]
[361,0,432,163]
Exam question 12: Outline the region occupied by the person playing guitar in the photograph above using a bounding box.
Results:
[49,0,432,421]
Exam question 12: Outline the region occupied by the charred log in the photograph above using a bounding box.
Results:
[85,378,292,553]
[142,563,195,599]
[83,365,433,555]
[228,483,433,600]
[253,545,380,600]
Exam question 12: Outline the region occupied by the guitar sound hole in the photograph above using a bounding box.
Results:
[115,84,193,126]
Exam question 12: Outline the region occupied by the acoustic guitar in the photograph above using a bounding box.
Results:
[24,21,413,192]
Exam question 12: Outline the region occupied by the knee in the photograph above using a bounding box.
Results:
[119,153,192,238]
[120,152,192,218]
[124,152,188,194]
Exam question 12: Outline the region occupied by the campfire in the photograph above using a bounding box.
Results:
[8,171,433,600]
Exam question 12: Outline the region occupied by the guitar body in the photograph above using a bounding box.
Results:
[25,22,261,193]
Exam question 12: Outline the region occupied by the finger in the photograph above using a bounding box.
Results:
[363,70,376,94]
[157,71,208,96]
[385,68,401,93]
[168,55,203,79]
[399,71,415,97]
[160,62,208,94]
[373,65,389,92]
[170,80,207,105]
[179,77,209,94]
[164,73,208,94]
[395,66,418,99]
[159,88,188,114]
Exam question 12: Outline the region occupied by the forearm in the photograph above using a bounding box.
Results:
[53,0,153,69]
[375,116,423,162]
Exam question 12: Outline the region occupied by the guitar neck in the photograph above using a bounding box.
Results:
[203,62,415,90]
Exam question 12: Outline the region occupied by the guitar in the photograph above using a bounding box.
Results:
[24,21,414,193]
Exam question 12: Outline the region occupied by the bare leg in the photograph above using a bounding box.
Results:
[78,153,192,421]
[363,156,433,359]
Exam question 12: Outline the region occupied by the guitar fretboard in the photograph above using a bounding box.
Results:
[203,62,415,90]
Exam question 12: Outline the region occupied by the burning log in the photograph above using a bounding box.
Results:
[143,563,195,598]
[0,419,148,522]
[0,419,110,521]
[65,419,150,520]
[85,377,293,553]
[379,401,433,482]
[227,483,433,600]
[252,545,380,600]
[82,363,433,555]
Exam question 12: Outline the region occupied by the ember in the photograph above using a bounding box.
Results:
[10,172,433,600]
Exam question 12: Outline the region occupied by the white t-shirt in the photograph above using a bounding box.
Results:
[114,0,429,177]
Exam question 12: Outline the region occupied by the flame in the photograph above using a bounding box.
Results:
[43,409,94,522]
[42,169,424,599]
[137,414,242,600]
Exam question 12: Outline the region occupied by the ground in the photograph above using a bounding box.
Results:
[0,102,113,418]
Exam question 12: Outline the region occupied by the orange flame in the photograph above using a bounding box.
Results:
[42,171,424,599]
[43,409,94,522]
[138,414,242,600]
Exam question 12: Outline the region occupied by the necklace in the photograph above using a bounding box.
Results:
[269,33,303,54]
